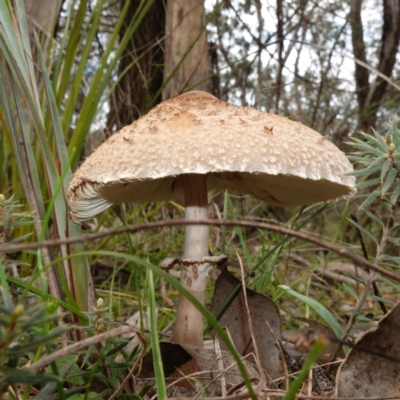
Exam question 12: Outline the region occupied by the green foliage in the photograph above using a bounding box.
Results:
[345,121,400,276]
[0,195,34,267]
[148,270,167,400]
[0,0,159,315]
[0,0,93,311]
[349,121,400,207]
[279,285,343,338]
[0,284,66,396]
[0,272,141,398]
[2,0,400,398]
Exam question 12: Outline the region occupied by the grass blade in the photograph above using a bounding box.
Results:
[279,285,342,338]
[148,270,167,400]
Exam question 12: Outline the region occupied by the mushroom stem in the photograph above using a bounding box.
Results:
[172,174,210,347]
[183,175,209,259]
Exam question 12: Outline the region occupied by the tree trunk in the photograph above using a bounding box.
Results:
[25,0,61,53]
[350,0,400,132]
[163,0,209,99]
[107,0,165,132]
[25,0,61,33]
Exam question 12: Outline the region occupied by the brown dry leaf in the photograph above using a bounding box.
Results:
[139,342,259,396]
[336,301,400,398]
[210,268,284,382]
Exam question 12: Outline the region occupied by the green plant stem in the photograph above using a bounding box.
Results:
[6,276,88,324]
[0,259,9,293]
[148,270,167,400]
[350,212,388,314]
[279,285,343,338]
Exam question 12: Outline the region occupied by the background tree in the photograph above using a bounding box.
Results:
[163,0,209,99]
[107,0,165,131]
[2,1,400,396]
[350,0,400,133]
[25,0,62,49]
[208,0,400,141]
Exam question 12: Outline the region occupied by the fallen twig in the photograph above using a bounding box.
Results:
[1,219,399,282]
[24,325,143,371]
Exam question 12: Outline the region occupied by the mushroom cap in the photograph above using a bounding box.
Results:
[67,91,356,222]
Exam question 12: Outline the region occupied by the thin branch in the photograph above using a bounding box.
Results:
[275,0,284,110]
[337,199,400,357]
[291,39,400,92]
[350,212,387,314]
[349,0,370,113]
[310,19,348,129]
[1,218,400,283]
[24,324,143,371]
[364,0,400,130]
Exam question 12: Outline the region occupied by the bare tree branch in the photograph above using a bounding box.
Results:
[363,0,400,130]
[351,0,400,132]
[2,219,400,283]
[350,0,370,116]
[25,325,142,371]
[275,0,284,110]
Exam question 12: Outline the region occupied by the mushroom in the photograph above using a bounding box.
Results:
[67,91,356,347]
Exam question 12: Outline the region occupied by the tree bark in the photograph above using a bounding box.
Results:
[275,0,284,110]
[24,0,62,54]
[350,0,369,114]
[24,0,61,35]
[362,0,400,131]
[350,0,400,132]
[163,0,209,99]
[107,0,165,132]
